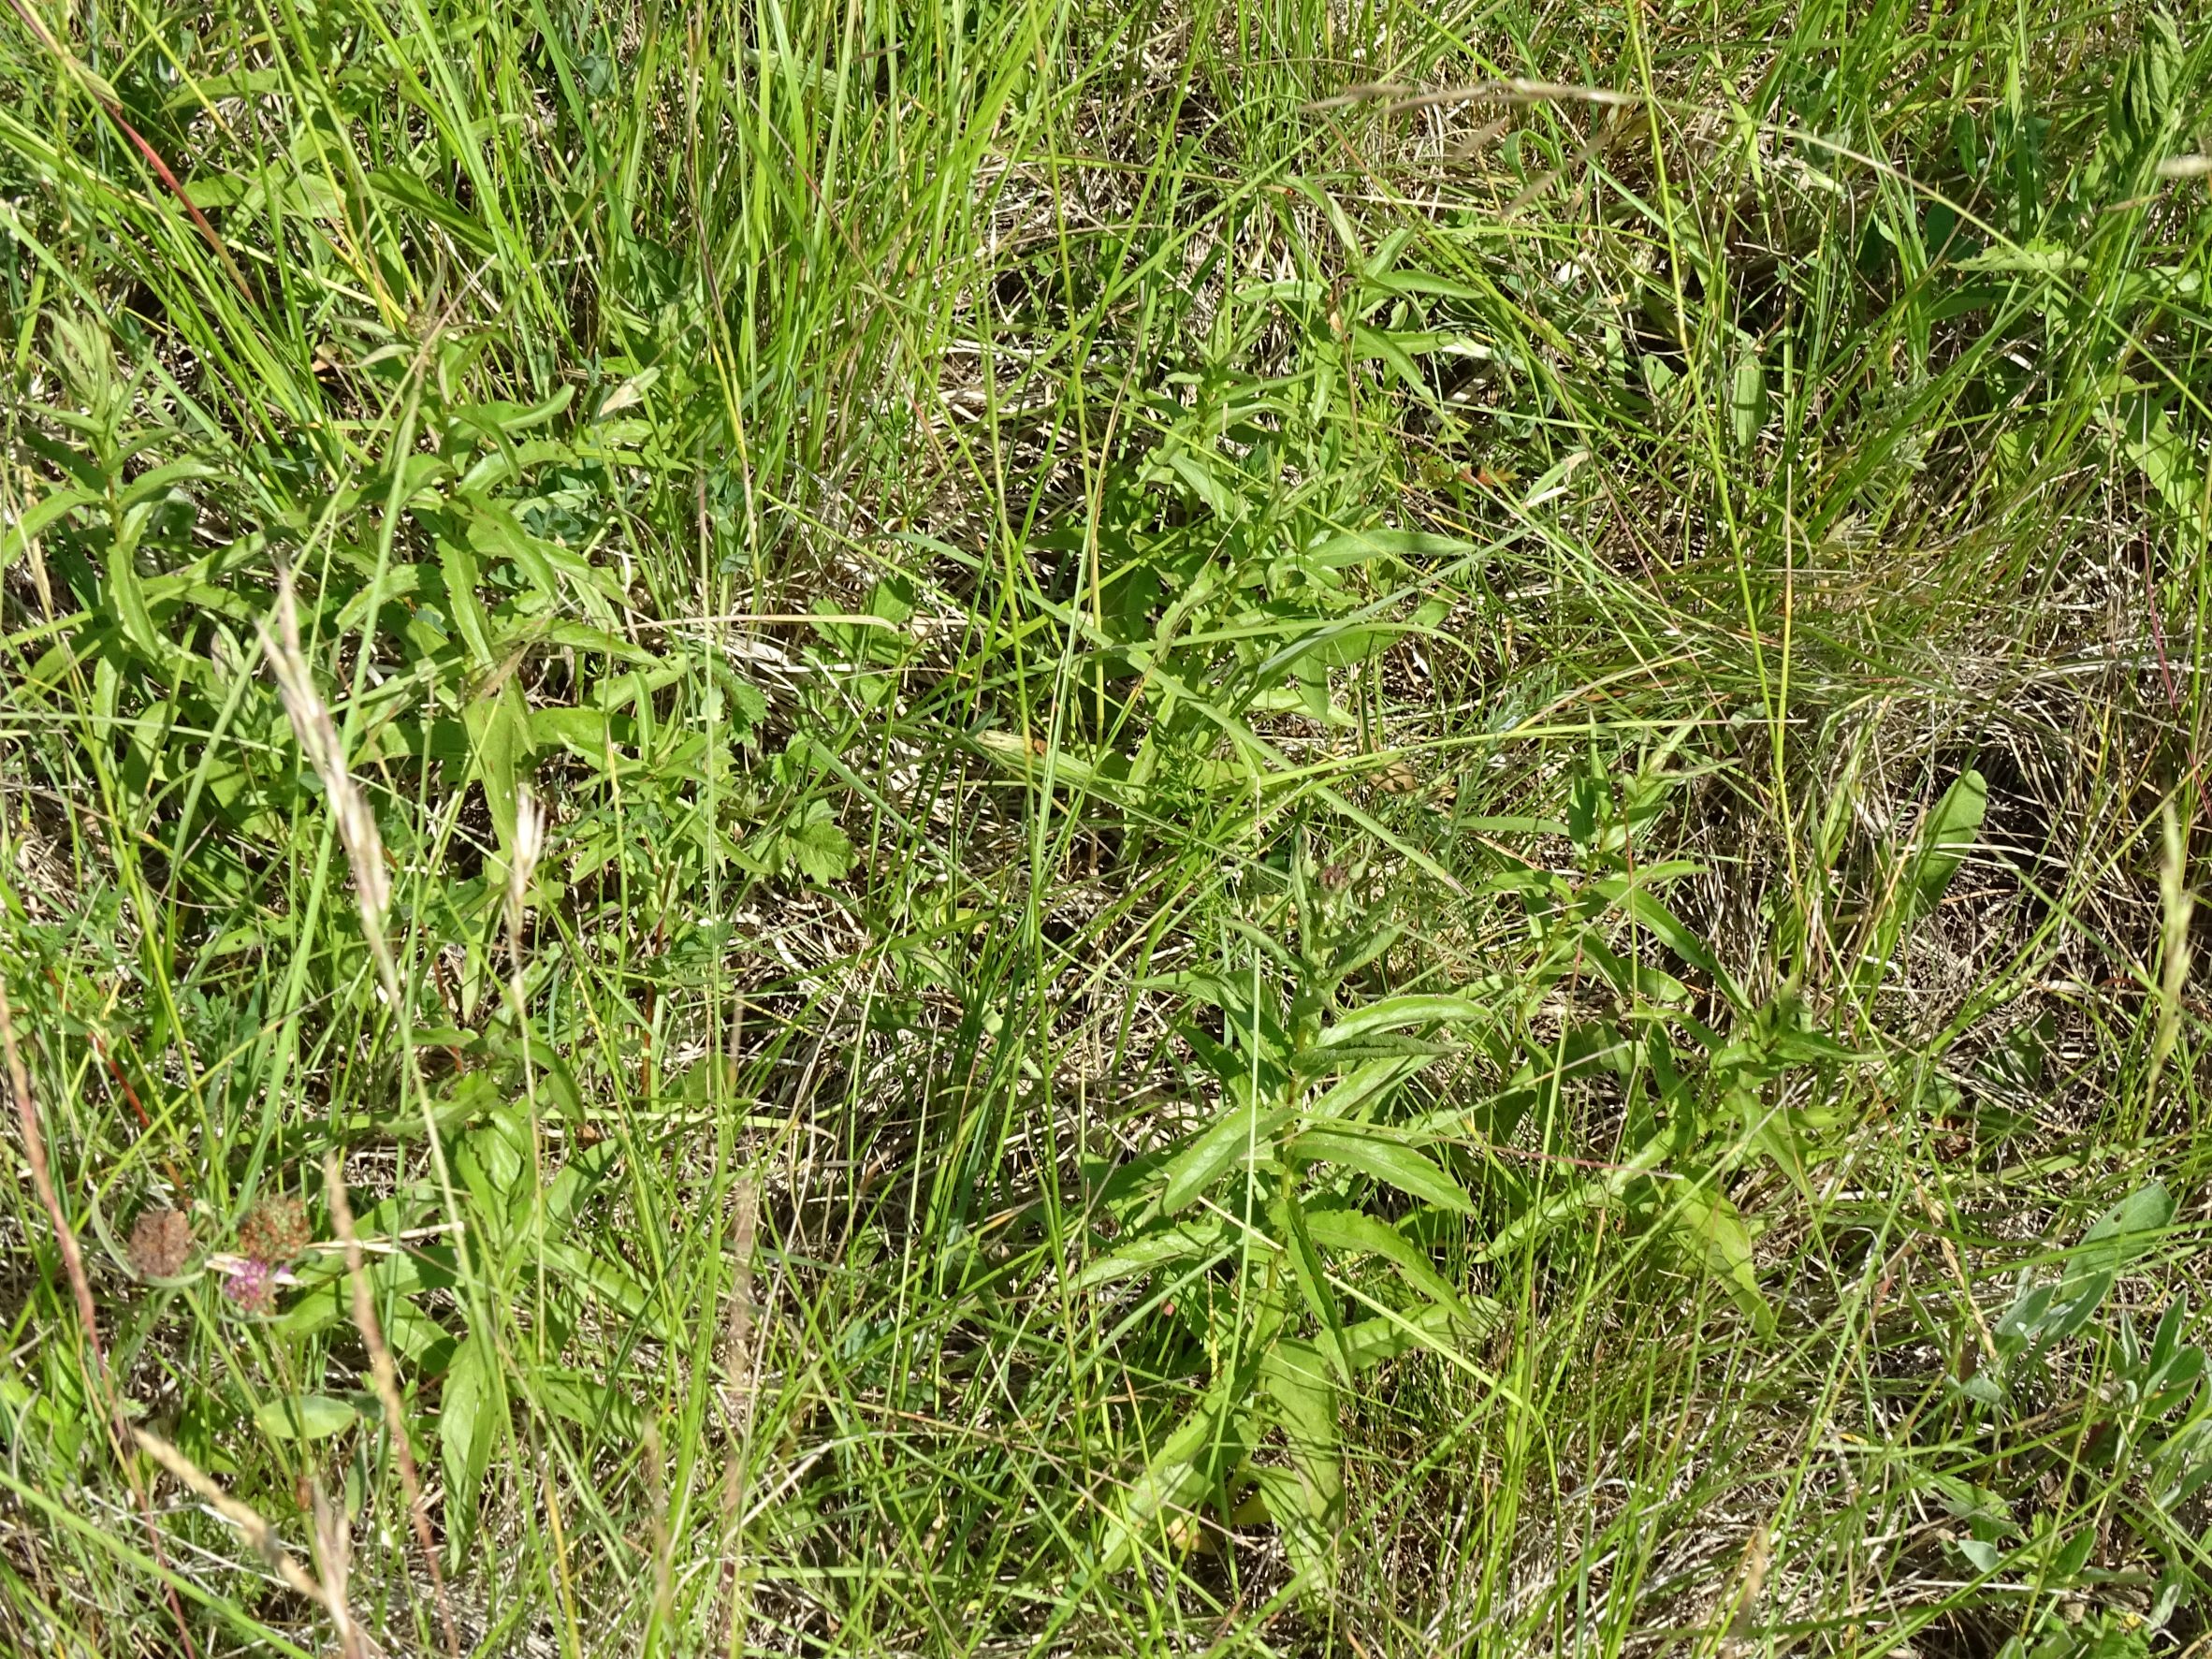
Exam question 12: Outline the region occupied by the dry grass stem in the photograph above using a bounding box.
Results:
[1,976,201,1659]
[325,1154,459,1659]
[258,565,395,991]
[134,1430,333,1606]
[720,1175,761,1656]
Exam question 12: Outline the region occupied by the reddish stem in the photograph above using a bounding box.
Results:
[0,977,199,1659]
[5,0,255,304]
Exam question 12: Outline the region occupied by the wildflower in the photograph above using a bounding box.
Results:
[237,1194,310,1265]
[127,1209,195,1279]
[225,1258,276,1315]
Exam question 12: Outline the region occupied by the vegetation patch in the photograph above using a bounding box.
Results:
[2,0,2210,1653]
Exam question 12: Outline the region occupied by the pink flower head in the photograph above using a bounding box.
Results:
[225,1258,275,1314]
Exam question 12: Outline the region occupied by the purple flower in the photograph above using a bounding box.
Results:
[225,1258,275,1314]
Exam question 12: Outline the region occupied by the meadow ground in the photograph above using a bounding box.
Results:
[3,1,2212,1654]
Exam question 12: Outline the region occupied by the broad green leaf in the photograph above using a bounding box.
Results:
[1276,1194,1351,1384]
[2065,1180,2174,1305]
[1955,1536,2002,1574]
[1735,1085,1814,1187]
[1762,1027,1865,1065]
[2079,1180,2175,1253]
[1302,1204,1469,1316]
[530,705,613,763]
[1929,1473,2021,1538]
[1302,528,1475,568]
[1257,1339,1343,1594]
[270,1219,458,1337]
[1160,1099,1288,1215]
[1302,1055,1428,1123]
[1337,1293,1493,1372]
[2107,9,2183,153]
[1296,625,1383,670]
[1155,449,1242,521]
[787,813,853,884]
[1667,1186,1775,1338]
[971,729,1105,789]
[535,1370,643,1441]
[453,389,575,450]
[1292,1128,1474,1215]
[384,1301,456,1369]
[1902,769,1986,930]
[463,499,612,614]
[368,167,495,254]
[0,486,97,569]
[1098,1384,1254,1571]
[1290,1032,1453,1074]
[2048,1525,2096,1582]
[462,684,531,864]
[1731,351,1768,449]
[1455,810,1573,835]
[254,1393,357,1441]
[440,1336,499,1561]
[119,458,221,512]
[2119,395,2205,519]
[542,1141,623,1230]
[455,1109,529,1227]
[105,544,161,660]
[165,66,287,105]
[1350,323,1436,399]
[1364,269,1486,301]
[1615,888,1747,1011]
[535,619,654,664]
[540,1239,675,1342]
[438,541,496,665]
[1072,1216,1230,1290]
[1313,995,1490,1049]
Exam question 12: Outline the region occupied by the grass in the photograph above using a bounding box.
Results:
[2,0,2211,1652]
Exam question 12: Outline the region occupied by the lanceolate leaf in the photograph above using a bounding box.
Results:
[1276,1193,1352,1384]
[1302,527,1476,567]
[1902,769,1987,932]
[1302,1204,1470,1317]
[1666,1186,1776,1339]
[440,1336,500,1563]
[253,1393,358,1441]
[1073,1216,1231,1291]
[1098,1380,1257,1572]
[1259,1339,1344,1595]
[1302,1055,1430,1122]
[462,682,531,865]
[1160,1099,1290,1215]
[1313,994,1491,1049]
[1337,1294,1495,1371]
[2077,1180,2175,1263]
[1293,1128,1475,1215]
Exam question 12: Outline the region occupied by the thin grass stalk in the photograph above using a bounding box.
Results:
[326,1153,461,1659]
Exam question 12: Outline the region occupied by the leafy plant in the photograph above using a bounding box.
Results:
[1971,1183,2175,1404]
[269,1048,647,1559]
[1081,850,1496,1594]
[5,0,2210,1648]
[1084,735,1888,1591]
[1027,236,1472,789]
[1964,1182,2211,1510]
